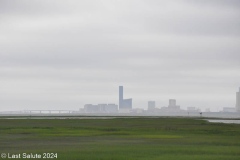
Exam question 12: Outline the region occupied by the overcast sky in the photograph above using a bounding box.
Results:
[0,0,240,112]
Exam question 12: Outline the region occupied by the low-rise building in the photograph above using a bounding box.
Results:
[84,104,118,113]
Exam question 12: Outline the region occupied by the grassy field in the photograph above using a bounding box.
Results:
[0,117,240,160]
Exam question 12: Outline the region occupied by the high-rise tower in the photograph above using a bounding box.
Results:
[119,86,123,108]
[236,87,240,112]
[119,86,132,110]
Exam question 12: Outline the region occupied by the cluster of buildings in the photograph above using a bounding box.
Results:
[83,104,118,113]
[147,99,200,113]
[82,86,132,113]
[81,86,240,114]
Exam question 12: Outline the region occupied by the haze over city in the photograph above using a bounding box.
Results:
[0,0,240,112]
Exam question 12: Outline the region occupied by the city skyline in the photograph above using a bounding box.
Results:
[1,85,240,112]
[0,0,240,112]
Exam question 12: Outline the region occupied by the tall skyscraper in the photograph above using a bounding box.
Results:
[119,86,132,110]
[119,86,123,109]
[236,87,240,112]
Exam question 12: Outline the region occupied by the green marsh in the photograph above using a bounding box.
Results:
[0,117,239,160]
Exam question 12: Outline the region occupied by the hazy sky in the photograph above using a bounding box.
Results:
[1,0,240,112]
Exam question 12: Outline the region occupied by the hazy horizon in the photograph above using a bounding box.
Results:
[1,0,240,112]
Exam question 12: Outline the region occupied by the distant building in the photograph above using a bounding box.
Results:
[131,108,144,114]
[105,104,118,113]
[187,107,200,112]
[84,104,118,113]
[222,107,236,113]
[118,108,131,113]
[236,87,240,112]
[160,106,169,112]
[84,104,100,113]
[168,99,180,109]
[159,99,182,112]
[119,86,132,110]
[148,101,155,110]
[98,104,108,112]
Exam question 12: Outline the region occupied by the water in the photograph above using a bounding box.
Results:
[206,119,240,124]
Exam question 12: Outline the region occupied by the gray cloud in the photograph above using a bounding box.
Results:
[0,0,240,111]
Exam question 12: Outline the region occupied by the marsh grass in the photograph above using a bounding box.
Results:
[0,117,240,159]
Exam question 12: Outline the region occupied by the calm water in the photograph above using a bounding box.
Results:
[206,119,240,124]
